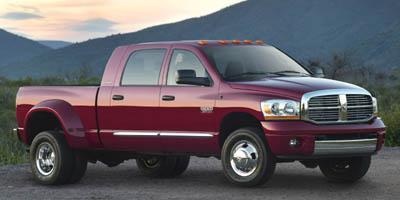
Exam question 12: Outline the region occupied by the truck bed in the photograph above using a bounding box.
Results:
[16,86,100,134]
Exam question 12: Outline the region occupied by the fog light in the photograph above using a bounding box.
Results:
[289,138,300,148]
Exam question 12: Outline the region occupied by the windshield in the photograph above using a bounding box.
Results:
[203,46,310,81]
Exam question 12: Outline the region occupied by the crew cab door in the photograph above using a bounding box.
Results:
[159,46,220,154]
[98,45,169,151]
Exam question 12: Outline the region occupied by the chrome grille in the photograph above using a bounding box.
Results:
[308,95,339,107]
[302,89,375,124]
[347,94,372,106]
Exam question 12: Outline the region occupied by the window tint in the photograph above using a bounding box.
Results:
[121,49,166,85]
[167,50,210,86]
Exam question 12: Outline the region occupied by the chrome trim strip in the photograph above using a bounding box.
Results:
[159,132,213,138]
[314,138,377,155]
[113,131,214,138]
[301,88,375,124]
[113,132,159,136]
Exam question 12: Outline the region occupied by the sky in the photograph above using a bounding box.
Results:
[0,0,245,42]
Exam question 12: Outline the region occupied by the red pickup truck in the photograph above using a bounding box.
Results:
[15,40,385,186]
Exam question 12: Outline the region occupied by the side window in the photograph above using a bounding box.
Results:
[167,50,210,86]
[121,49,166,85]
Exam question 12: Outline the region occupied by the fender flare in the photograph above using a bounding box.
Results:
[24,99,88,149]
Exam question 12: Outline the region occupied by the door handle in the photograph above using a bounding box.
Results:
[112,95,124,101]
[162,95,175,101]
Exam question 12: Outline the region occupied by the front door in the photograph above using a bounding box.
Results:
[159,48,220,154]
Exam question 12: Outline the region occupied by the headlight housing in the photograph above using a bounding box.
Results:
[372,97,378,116]
[261,99,300,120]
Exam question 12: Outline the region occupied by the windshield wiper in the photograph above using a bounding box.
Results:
[270,70,310,76]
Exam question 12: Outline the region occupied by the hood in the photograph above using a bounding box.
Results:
[229,77,366,99]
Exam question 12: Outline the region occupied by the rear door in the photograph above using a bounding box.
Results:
[159,46,220,154]
[98,45,169,151]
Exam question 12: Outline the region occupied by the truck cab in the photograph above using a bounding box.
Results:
[15,40,386,186]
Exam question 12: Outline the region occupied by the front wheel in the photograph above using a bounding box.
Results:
[319,156,371,182]
[221,127,276,187]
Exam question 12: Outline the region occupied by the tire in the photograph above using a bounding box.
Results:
[221,127,276,187]
[319,156,371,182]
[136,155,177,178]
[67,153,88,184]
[170,156,190,177]
[30,131,75,185]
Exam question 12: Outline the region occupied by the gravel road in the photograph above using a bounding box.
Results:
[1,148,399,200]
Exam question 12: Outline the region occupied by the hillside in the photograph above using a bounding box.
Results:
[1,0,400,78]
[0,29,51,70]
[38,40,72,49]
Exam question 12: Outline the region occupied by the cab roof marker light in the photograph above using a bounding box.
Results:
[232,40,241,44]
[198,40,208,45]
[243,40,253,44]
[218,40,230,45]
[255,40,265,45]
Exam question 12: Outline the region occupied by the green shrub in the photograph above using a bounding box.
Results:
[380,104,400,146]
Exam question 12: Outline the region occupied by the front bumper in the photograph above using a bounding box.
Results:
[262,118,386,158]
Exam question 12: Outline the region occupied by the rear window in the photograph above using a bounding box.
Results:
[121,49,166,85]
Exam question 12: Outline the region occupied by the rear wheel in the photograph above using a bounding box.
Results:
[136,155,190,178]
[221,127,276,186]
[171,156,190,176]
[67,153,88,184]
[30,131,73,185]
[319,156,371,182]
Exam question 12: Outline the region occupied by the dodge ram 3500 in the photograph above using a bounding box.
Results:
[15,40,386,186]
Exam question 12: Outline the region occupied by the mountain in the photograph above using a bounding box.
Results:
[38,40,72,49]
[0,29,51,70]
[1,0,400,78]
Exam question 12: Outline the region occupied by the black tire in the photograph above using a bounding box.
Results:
[319,156,371,182]
[67,153,88,184]
[30,131,75,185]
[221,127,276,187]
[136,155,177,178]
[170,156,190,177]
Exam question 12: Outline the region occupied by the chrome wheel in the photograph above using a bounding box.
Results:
[35,142,56,176]
[230,140,259,177]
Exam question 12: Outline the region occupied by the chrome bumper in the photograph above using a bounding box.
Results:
[314,138,377,155]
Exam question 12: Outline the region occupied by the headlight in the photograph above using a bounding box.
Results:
[372,97,378,116]
[261,99,300,120]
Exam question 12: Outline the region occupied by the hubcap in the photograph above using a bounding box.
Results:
[141,156,160,169]
[35,142,56,176]
[230,140,259,177]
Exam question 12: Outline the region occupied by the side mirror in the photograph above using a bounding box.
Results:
[176,69,211,86]
[311,67,325,78]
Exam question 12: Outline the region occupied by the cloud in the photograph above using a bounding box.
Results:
[1,12,43,20]
[72,18,117,32]
[9,3,40,13]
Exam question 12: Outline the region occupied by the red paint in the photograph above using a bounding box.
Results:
[15,41,386,157]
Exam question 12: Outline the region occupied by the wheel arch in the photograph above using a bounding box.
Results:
[218,112,265,148]
[23,99,88,148]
